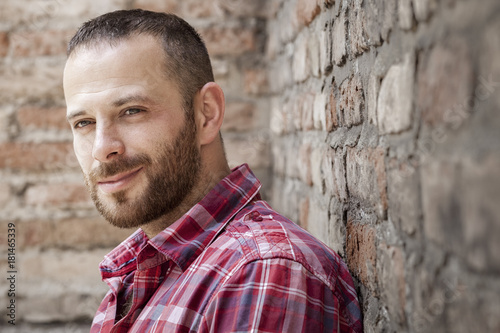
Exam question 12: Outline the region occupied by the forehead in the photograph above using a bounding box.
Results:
[63,35,168,95]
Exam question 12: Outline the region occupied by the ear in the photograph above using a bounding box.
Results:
[195,82,225,146]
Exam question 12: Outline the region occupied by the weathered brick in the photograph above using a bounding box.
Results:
[224,134,270,170]
[10,29,70,57]
[418,38,473,127]
[346,147,387,217]
[422,154,500,274]
[318,22,331,75]
[0,32,9,57]
[399,0,414,30]
[377,52,415,134]
[243,69,269,95]
[346,220,377,287]
[367,72,380,126]
[17,106,69,130]
[0,142,77,171]
[296,0,321,27]
[313,92,327,130]
[378,243,406,325]
[18,217,134,251]
[132,0,179,13]
[18,248,110,323]
[311,145,326,192]
[387,159,421,236]
[180,0,223,18]
[338,74,363,127]
[298,143,313,186]
[333,148,348,201]
[364,0,396,46]
[300,92,315,131]
[349,1,369,56]
[222,101,256,132]
[0,183,10,208]
[327,197,346,256]
[308,32,321,77]
[200,25,256,56]
[332,12,347,65]
[298,196,309,229]
[217,0,271,18]
[307,195,330,245]
[293,32,310,83]
[328,82,339,129]
[412,0,437,22]
[0,56,65,102]
[25,183,91,207]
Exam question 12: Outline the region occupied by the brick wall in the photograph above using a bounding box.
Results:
[1,0,499,332]
[268,0,500,332]
[0,0,272,331]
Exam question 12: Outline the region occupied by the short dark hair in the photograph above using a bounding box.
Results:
[67,9,214,111]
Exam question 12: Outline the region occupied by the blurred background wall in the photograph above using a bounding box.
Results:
[0,0,499,332]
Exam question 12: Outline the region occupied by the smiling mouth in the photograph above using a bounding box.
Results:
[97,167,143,194]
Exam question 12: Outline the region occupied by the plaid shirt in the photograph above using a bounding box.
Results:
[91,164,362,333]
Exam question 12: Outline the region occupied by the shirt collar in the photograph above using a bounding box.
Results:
[99,164,261,279]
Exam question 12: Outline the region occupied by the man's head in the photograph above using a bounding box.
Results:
[67,9,214,112]
[64,10,227,232]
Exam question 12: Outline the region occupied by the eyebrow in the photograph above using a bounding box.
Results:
[112,94,154,108]
[66,94,154,122]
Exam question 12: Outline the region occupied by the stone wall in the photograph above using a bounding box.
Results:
[1,0,499,332]
[267,0,500,332]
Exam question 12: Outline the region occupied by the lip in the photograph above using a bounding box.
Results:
[97,167,143,194]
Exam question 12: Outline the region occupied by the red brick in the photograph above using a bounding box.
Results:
[132,0,179,13]
[0,32,9,57]
[17,106,69,130]
[296,0,321,27]
[10,29,71,57]
[25,183,91,206]
[200,26,256,56]
[346,220,377,286]
[244,69,269,95]
[0,142,77,171]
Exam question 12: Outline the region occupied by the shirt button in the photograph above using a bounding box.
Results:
[250,211,263,221]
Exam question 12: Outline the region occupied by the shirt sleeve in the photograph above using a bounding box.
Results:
[198,257,361,333]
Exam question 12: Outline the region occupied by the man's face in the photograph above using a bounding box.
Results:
[63,35,201,229]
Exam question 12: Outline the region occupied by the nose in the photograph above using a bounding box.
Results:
[92,123,125,162]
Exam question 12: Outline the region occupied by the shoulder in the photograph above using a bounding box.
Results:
[214,200,344,290]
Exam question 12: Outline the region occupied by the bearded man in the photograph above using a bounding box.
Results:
[63,9,362,333]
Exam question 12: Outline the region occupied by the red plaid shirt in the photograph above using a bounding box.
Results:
[91,164,363,332]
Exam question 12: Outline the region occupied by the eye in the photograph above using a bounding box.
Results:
[74,120,94,129]
[124,108,143,116]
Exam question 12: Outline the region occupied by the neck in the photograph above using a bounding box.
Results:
[140,164,231,238]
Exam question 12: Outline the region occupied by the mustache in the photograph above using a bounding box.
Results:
[88,154,152,183]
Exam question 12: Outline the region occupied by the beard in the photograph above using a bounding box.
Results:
[83,112,201,229]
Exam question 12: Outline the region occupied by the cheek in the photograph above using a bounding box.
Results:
[73,136,94,172]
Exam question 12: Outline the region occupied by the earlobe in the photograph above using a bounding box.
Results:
[196,82,225,146]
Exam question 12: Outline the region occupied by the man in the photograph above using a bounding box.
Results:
[63,9,362,333]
